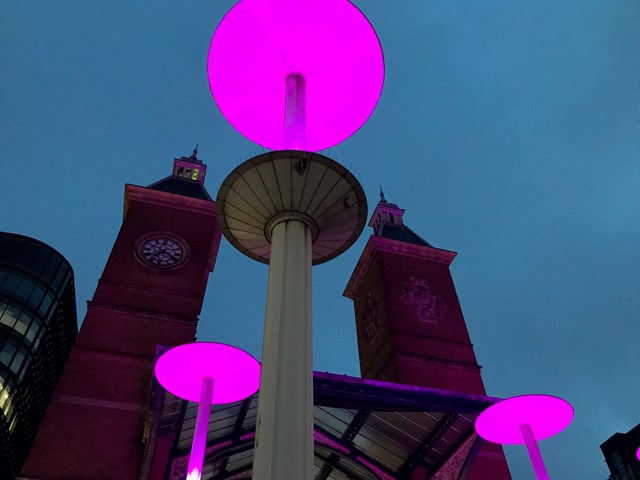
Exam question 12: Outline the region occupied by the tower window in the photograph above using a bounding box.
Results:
[192,169,199,180]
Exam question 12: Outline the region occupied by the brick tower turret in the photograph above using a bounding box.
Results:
[21,149,222,479]
[344,191,511,479]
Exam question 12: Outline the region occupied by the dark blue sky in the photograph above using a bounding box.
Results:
[2,1,639,477]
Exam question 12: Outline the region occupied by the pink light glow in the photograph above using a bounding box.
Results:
[154,342,260,404]
[475,394,574,445]
[207,0,384,152]
[186,468,201,480]
[186,377,214,480]
[637,446,640,461]
[521,423,550,480]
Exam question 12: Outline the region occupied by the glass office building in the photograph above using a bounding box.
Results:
[0,233,77,479]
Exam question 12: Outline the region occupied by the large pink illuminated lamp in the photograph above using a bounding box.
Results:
[155,343,260,480]
[475,394,573,480]
[210,1,380,478]
[207,0,384,151]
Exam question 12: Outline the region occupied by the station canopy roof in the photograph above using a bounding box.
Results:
[146,372,501,479]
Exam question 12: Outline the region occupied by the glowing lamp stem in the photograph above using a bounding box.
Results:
[187,377,214,480]
[284,73,306,150]
[521,423,549,480]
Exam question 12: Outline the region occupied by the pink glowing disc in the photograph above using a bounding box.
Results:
[475,394,574,445]
[637,446,640,461]
[155,343,260,404]
[207,0,384,152]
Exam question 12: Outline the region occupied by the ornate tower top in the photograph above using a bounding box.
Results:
[368,191,431,247]
[145,148,212,201]
[171,145,206,183]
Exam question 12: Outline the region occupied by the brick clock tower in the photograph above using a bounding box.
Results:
[21,150,222,479]
[344,192,512,479]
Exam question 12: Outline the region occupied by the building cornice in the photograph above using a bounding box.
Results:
[343,236,457,299]
[87,300,197,325]
[123,184,217,219]
[396,353,482,372]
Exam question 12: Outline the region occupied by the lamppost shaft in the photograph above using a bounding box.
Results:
[187,377,214,480]
[253,218,314,480]
[521,423,550,480]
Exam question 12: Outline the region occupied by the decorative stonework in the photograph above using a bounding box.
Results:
[431,433,477,480]
[400,276,447,324]
[361,292,379,344]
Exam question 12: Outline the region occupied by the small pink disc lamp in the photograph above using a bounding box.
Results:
[155,343,261,480]
[207,0,384,151]
[637,445,640,461]
[475,394,573,480]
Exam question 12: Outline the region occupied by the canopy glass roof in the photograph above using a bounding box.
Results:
[145,372,500,480]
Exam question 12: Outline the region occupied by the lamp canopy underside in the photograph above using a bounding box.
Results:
[216,150,367,265]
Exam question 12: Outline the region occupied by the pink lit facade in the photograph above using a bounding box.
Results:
[19,157,520,479]
[344,195,513,479]
[21,154,222,480]
[207,0,384,151]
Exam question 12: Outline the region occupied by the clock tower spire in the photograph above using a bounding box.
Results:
[344,193,512,479]
[22,151,222,479]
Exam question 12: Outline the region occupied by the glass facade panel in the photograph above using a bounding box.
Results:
[0,232,77,477]
[17,352,32,380]
[0,382,11,412]
[52,267,69,291]
[4,398,15,423]
[0,306,17,329]
[8,413,18,433]
[25,318,41,343]
[3,273,21,294]
[14,312,30,336]
[29,284,46,310]
[32,331,42,350]
[15,277,36,302]
[39,292,54,317]
[0,338,17,366]
[30,248,52,277]
[10,346,26,374]
[16,241,39,271]
[42,257,61,284]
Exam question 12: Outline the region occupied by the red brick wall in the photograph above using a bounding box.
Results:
[21,188,221,479]
[348,239,511,479]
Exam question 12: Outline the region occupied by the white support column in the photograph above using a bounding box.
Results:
[253,218,313,480]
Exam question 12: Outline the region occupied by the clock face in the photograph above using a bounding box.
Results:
[138,237,185,268]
